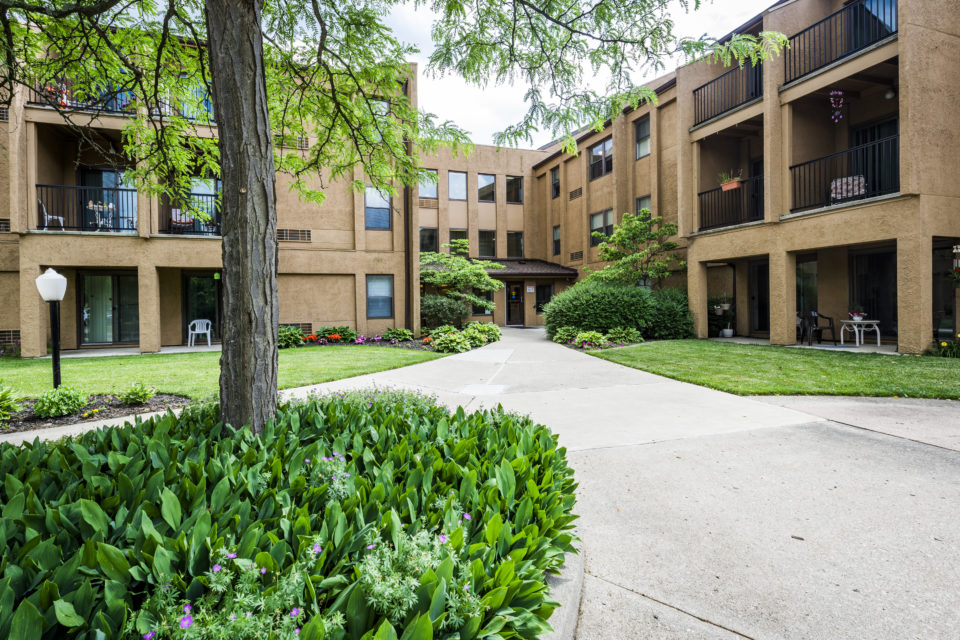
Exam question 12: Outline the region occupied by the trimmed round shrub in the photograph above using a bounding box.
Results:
[543,281,653,337]
[551,326,580,345]
[573,330,607,349]
[465,321,502,343]
[649,287,695,340]
[32,385,87,418]
[278,324,304,348]
[420,294,469,329]
[432,330,472,353]
[605,326,643,345]
[0,391,576,640]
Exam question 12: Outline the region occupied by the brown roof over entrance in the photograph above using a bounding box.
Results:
[486,258,579,279]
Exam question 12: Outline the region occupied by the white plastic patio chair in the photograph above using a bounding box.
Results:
[187,319,212,347]
[39,198,64,230]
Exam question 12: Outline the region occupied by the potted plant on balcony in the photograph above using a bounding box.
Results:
[719,170,743,191]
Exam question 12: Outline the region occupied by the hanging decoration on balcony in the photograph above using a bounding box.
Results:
[829,90,844,124]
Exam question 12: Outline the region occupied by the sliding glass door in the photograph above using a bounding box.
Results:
[79,273,139,345]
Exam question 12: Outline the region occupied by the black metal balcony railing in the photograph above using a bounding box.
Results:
[159,193,221,235]
[697,175,764,231]
[36,184,138,232]
[785,0,897,84]
[27,79,136,114]
[790,135,899,212]
[693,64,763,126]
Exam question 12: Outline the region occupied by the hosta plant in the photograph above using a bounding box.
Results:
[431,330,472,353]
[465,322,502,343]
[119,382,157,405]
[32,385,88,418]
[573,331,607,349]
[0,381,21,427]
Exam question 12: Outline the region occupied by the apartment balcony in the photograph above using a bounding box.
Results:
[159,192,221,236]
[698,175,764,231]
[790,135,899,212]
[27,79,136,115]
[693,64,763,126]
[785,0,897,84]
[36,184,138,232]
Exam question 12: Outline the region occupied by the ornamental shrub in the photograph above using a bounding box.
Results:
[543,281,653,338]
[420,294,469,329]
[573,330,607,349]
[0,381,21,427]
[432,330,472,353]
[605,326,643,345]
[382,328,414,342]
[461,325,489,348]
[648,287,695,340]
[465,321,502,343]
[0,391,576,640]
[278,325,304,349]
[316,326,359,343]
[119,382,157,406]
[32,385,88,418]
[426,324,459,338]
[551,326,580,345]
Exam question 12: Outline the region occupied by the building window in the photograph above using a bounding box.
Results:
[365,186,391,230]
[636,195,652,218]
[419,169,438,199]
[635,116,651,159]
[478,174,496,202]
[551,167,560,198]
[536,284,554,314]
[553,225,561,256]
[589,209,614,246]
[449,171,467,201]
[589,138,613,180]
[478,230,496,257]
[506,176,523,203]
[420,227,438,252]
[449,228,468,255]
[507,231,524,258]
[472,289,493,315]
[366,275,394,318]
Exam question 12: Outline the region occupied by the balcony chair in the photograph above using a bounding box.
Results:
[799,311,837,346]
[38,198,65,230]
[187,319,212,347]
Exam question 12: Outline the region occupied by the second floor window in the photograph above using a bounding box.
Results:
[365,186,391,230]
[478,174,496,202]
[551,167,560,198]
[449,171,467,200]
[635,116,651,159]
[590,138,613,180]
[419,169,438,199]
[507,231,524,258]
[449,229,468,255]
[478,230,496,257]
[553,225,561,255]
[589,209,614,246]
[506,176,523,203]
[636,195,652,218]
[420,227,438,252]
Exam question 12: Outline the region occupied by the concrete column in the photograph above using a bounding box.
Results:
[896,235,933,354]
[774,102,792,221]
[769,250,797,346]
[26,121,38,231]
[138,265,161,353]
[18,264,46,357]
[688,258,709,338]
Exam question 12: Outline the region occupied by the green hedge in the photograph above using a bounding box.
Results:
[543,281,693,341]
[0,391,576,640]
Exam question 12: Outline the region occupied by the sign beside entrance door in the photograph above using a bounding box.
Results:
[526,285,535,293]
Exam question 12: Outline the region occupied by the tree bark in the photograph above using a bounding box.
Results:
[205,0,278,434]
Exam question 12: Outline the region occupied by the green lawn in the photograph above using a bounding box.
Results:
[592,340,960,399]
[0,346,442,399]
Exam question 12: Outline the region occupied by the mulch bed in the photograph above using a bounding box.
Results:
[2,393,190,435]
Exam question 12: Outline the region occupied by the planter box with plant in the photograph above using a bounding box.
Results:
[718,169,743,191]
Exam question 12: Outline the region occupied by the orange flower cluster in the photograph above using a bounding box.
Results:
[422,336,433,343]
[303,333,319,342]
[328,334,341,341]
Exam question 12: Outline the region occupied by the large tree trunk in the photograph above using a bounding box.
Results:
[205,0,278,434]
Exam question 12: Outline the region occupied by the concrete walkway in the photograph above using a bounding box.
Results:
[293,328,960,639]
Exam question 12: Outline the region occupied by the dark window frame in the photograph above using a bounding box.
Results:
[419,227,438,253]
[364,186,392,230]
[472,289,494,316]
[448,171,467,201]
[552,225,561,256]
[635,195,652,219]
[535,283,554,314]
[478,229,496,257]
[366,274,395,319]
[506,176,523,204]
[589,137,613,180]
[449,229,468,255]
[589,209,614,246]
[507,231,524,258]
[478,173,496,202]
[551,167,560,199]
[635,116,651,159]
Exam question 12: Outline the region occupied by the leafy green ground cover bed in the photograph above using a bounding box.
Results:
[0,389,577,639]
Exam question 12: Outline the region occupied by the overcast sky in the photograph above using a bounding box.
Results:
[388,0,775,148]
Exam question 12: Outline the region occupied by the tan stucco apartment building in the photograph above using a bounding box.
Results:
[2,0,958,357]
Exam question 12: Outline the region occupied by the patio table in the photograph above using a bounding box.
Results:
[840,319,881,347]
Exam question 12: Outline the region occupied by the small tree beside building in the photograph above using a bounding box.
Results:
[420,239,504,328]
[587,211,685,289]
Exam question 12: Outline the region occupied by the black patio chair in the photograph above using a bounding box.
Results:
[800,311,837,346]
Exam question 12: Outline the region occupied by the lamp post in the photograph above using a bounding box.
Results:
[35,268,67,388]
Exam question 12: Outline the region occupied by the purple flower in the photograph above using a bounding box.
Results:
[143,632,156,640]
[290,608,301,617]
[366,544,376,550]
[312,544,322,554]
[439,534,448,543]
[344,473,351,478]
[260,566,267,574]
[332,475,338,481]
[212,564,222,573]
[179,615,193,629]
[245,612,253,618]
[230,614,237,621]
[463,513,472,521]
[183,604,192,613]
[227,552,237,559]
[294,629,301,636]
[305,458,310,463]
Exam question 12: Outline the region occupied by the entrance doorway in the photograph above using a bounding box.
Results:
[79,272,139,345]
[849,247,897,337]
[506,283,524,326]
[748,261,770,334]
[182,271,222,342]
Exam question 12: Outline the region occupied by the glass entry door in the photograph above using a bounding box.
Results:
[80,273,139,345]
[506,283,524,326]
[850,248,897,336]
[182,272,221,342]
